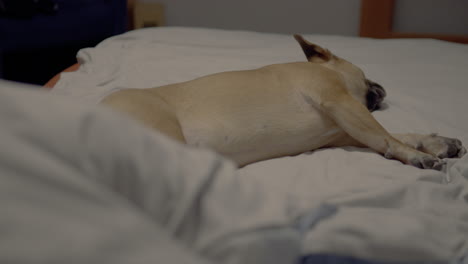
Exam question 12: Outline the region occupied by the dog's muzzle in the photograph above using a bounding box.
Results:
[366,79,386,112]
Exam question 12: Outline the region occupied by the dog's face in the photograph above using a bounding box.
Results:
[294,35,386,112]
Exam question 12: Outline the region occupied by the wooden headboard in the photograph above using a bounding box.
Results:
[359,0,468,44]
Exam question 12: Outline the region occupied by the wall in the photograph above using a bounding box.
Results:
[139,0,467,36]
[393,0,468,35]
[143,0,361,36]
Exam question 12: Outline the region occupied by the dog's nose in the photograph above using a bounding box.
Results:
[368,80,386,98]
[366,79,386,111]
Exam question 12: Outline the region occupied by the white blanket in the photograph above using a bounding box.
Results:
[47,27,468,263]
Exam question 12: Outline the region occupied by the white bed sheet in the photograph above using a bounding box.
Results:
[51,27,468,263]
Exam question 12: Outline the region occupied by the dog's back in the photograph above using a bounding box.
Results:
[103,62,351,166]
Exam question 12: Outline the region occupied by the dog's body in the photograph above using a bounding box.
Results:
[102,35,465,169]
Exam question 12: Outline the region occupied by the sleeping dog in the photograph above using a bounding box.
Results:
[102,35,466,169]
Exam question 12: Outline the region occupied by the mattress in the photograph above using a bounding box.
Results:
[48,27,468,263]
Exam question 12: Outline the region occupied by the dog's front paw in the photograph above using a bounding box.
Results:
[409,155,445,170]
[419,134,466,159]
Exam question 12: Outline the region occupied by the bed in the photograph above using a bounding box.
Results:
[11,1,468,264]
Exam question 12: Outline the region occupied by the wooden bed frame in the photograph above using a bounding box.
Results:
[44,0,467,88]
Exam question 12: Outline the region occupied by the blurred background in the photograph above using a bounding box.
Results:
[1,0,466,85]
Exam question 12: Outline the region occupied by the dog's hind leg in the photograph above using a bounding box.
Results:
[102,89,186,143]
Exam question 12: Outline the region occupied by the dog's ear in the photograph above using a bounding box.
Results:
[294,34,332,62]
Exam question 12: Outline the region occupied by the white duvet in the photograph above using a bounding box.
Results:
[15,27,468,263]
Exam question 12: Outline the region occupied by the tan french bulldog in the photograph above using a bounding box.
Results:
[102,35,466,169]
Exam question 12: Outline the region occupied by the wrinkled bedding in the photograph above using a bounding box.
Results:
[8,27,468,263]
